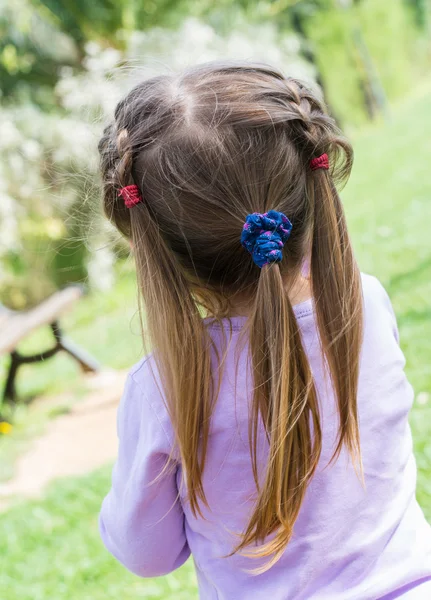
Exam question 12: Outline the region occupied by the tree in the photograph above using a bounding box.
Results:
[0,0,77,103]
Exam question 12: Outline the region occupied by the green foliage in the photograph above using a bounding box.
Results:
[304,0,430,123]
[405,0,431,27]
[304,6,366,123]
[36,0,191,48]
[357,0,416,99]
[0,0,78,104]
[1,0,190,103]
[0,104,99,308]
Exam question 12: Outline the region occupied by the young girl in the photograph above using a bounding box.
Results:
[98,63,431,599]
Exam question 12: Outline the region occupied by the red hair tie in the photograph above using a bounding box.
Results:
[119,185,142,208]
[310,153,329,171]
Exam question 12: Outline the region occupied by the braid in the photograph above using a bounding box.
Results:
[98,124,134,237]
[282,79,353,183]
[116,129,135,188]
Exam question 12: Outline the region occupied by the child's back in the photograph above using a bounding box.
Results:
[100,273,431,599]
[97,63,431,598]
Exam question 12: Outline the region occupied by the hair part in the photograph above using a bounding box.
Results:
[98,61,363,570]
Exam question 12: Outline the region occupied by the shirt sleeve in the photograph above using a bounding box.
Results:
[99,371,190,577]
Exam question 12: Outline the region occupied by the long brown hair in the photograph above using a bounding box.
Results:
[98,62,363,567]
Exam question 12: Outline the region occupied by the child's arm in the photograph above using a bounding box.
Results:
[99,372,190,577]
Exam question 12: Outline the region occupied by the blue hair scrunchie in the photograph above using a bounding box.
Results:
[240,210,293,269]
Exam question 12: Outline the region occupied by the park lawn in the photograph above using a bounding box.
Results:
[0,467,198,600]
[343,84,431,513]
[1,86,430,598]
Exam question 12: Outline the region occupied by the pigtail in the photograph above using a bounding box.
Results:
[281,77,363,466]
[100,126,215,515]
[309,167,363,464]
[130,208,215,515]
[233,261,321,569]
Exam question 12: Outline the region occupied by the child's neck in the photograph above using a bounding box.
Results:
[227,275,311,318]
[289,275,312,306]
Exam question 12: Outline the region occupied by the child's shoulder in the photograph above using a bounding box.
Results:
[361,272,388,298]
[126,352,166,409]
[125,352,174,434]
[128,352,157,385]
[360,272,399,343]
[360,272,392,310]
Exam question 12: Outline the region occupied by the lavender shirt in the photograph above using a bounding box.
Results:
[100,274,431,599]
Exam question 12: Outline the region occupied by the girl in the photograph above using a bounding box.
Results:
[98,63,431,599]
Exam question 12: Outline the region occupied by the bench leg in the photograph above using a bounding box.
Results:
[2,321,100,405]
[51,321,100,374]
[4,352,20,404]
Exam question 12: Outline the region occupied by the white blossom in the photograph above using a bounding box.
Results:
[87,245,115,292]
[1,16,313,296]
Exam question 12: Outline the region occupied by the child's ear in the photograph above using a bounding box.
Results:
[129,240,134,250]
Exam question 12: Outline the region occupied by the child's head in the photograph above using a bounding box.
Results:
[99,62,363,567]
[99,63,352,307]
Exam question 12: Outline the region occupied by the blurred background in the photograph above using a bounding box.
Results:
[0,0,430,598]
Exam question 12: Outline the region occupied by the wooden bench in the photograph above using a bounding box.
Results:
[0,286,100,404]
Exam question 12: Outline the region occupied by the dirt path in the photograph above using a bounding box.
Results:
[0,370,127,511]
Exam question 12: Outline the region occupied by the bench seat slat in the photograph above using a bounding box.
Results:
[0,287,83,355]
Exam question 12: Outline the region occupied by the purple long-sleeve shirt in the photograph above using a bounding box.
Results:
[100,274,431,599]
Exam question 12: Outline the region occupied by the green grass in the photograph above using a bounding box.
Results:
[343,86,431,515]
[345,85,431,393]
[0,467,198,600]
[1,87,431,598]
